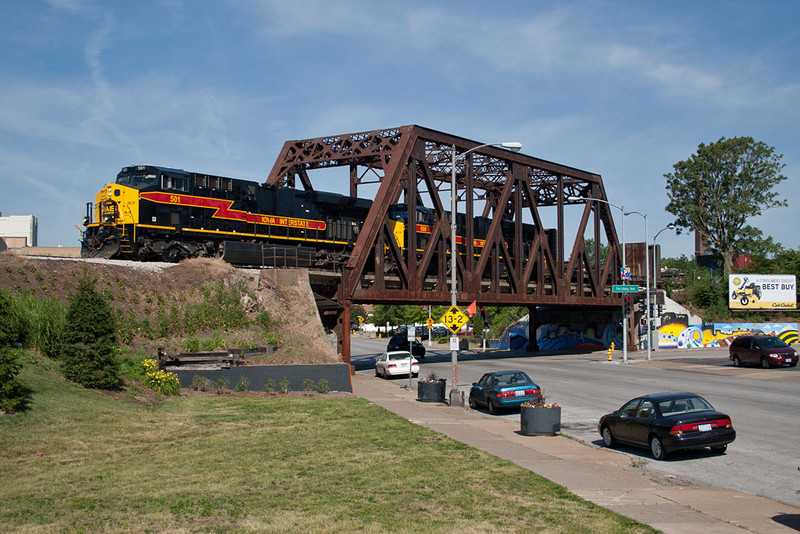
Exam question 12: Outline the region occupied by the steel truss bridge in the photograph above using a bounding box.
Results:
[265,125,625,360]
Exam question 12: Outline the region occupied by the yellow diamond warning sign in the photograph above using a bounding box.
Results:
[440,305,470,334]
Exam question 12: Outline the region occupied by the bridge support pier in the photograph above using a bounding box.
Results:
[336,301,351,364]
[527,306,540,352]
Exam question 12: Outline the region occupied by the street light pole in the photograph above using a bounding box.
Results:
[652,224,676,352]
[568,195,627,362]
[625,210,649,360]
[450,141,522,406]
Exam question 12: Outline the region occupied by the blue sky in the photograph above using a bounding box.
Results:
[1,0,798,259]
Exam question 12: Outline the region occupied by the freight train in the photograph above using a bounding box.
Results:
[81,164,548,267]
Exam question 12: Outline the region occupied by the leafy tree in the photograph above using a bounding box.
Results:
[371,304,428,333]
[484,306,527,339]
[351,305,368,326]
[664,136,787,276]
[60,274,121,390]
[584,238,609,267]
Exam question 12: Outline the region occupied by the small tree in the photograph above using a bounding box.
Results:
[60,274,121,390]
[664,136,787,277]
[0,289,28,412]
[0,346,29,413]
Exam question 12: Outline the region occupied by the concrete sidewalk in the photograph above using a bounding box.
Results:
[353,374,800,534]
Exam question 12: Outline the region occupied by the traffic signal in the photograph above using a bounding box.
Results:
[479,306,487,325]
[624,295,632,316]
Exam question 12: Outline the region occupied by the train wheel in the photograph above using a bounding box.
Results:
[161,246,184,263]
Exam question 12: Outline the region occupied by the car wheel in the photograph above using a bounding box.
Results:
[761,357,770,369]
[487,398,498,415]
[710,444,727,454]
[468,396,477,409]
[650,436,667,460]
[733,355,741,367]
[601,426,617,448]
[375,367,380,377]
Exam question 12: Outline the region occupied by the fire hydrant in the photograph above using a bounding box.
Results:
[607,342,615,361]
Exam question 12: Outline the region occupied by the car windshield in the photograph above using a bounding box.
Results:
[759,337,788,348]
[658,396,714,416]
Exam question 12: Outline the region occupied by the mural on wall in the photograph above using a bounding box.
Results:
[494,313,797,351]
[653,313,798,349]
[536,323,621,351]
[495,318,622,351]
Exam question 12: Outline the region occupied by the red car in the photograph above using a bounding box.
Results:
[729,335,797,368]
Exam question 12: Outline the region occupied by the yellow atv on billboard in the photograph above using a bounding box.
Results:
[731,277,762,306]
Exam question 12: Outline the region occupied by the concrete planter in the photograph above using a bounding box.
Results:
[520,406,561,436]
[417,380,446,402]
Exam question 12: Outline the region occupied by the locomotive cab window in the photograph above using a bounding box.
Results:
[162,174,188,192]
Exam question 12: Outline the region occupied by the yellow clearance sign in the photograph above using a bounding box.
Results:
[440,306,469,334]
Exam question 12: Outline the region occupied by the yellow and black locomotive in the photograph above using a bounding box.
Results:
[81,165,372,264]
[82,164,546,267]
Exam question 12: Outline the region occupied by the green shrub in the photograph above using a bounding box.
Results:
[263,378,276,393]
[317,378,330,394]
[183,337,200,353]
[191,375,208,391]
[234,376,250,392]
[7,291,65,353]
[0,346,29,413]
[278,378,290,394]
[199,332,226,351]
[256,309,273,330]
[60,274,121,390]
[303,379,315,392]
[215,377,230,395]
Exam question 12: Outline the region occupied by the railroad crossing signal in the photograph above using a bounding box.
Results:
[440,305,469,334]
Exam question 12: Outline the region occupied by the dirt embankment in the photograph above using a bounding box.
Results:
[0,253,339,364]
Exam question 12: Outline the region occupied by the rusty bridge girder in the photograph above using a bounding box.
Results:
[266,125,623,310]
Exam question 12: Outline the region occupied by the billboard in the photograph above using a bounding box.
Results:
[729,274,796,310]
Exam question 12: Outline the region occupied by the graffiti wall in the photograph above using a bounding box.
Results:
[536,323,621,351]
[653,313,798,349]
[494,319,622,351]
[493,314,798,351]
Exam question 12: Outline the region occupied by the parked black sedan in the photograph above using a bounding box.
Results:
[386,335,426,358]
[598,392,735,460]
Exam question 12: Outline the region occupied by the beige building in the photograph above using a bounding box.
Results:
[0,214,38,249]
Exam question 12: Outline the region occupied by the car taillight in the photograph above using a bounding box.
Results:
[497,391,514,398]
[669,418,732,435]
[387,364,397,368]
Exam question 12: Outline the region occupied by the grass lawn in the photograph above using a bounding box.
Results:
[0,356,656,533]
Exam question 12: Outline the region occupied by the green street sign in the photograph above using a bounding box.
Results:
[612,285,640,293]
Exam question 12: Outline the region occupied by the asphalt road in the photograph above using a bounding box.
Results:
[350,336,800,507]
